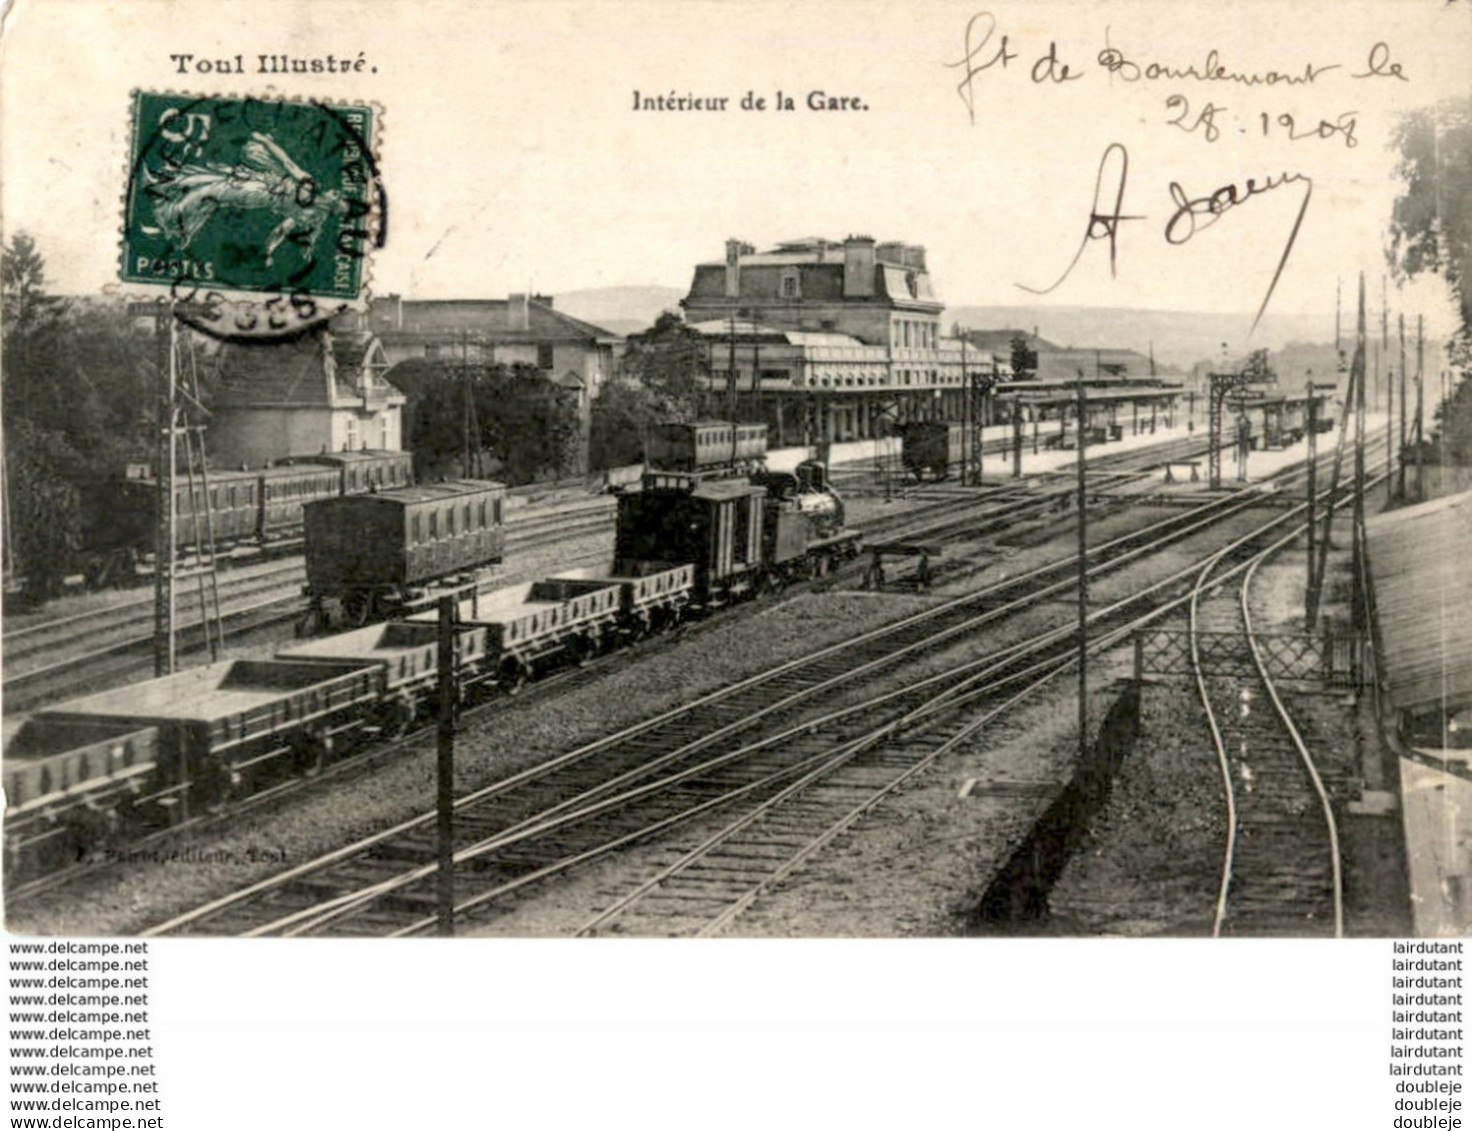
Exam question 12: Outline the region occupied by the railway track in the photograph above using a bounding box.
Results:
[137,467,1354,938]
[1189,528,1348,938]
[0,502,617,711]
[3,437,1207,704]
[570,491,1366,938]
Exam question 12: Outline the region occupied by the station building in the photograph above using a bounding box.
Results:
[678,237,1184,446]
[680,237,997,446]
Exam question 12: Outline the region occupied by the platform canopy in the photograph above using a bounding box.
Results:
[1365,489,1472,714]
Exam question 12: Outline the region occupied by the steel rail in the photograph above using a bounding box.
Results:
[138,481,1284,934]
[206,467,1373,938]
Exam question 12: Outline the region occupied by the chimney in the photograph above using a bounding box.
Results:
[843,235,876,298]
[905,245,927,271]
[373,294,403,330]
[509,292,530,331]
[876,241,905,266]
[724,239,744,299]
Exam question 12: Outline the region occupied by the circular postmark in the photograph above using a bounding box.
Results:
[121,91,387,342]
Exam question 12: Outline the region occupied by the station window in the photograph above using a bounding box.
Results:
[494,498,503,524]
[478,500,488,528]
[447,507,456,536]
[429,511,438,539]
[412,515,421,542]
[464,504,472,531]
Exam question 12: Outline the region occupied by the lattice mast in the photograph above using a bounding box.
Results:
[135,303,225,675]
[1308,274,1365,628]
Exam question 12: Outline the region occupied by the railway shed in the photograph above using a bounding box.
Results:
[1223,390,1325,450]
[1364,489,1472,935]
[1365,490,1472,741]
[1001,382,1183,444]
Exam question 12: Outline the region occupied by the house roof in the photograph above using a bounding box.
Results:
[213,330,403,409]
[1366,489,1472,713]
[364,298,619,344]
[213,333,352,407]
[685,261,942,310]
[961,329,1060,354]
[1034,348,1169,381]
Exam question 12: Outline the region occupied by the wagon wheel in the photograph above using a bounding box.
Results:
[500,656,530,696]
[378,695,416,740]
[72,805,124,866]
[338,591,372,627]
[292,728,332,777]
[565,634,595,668]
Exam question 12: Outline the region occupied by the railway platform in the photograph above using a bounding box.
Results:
[788,422,1202,486]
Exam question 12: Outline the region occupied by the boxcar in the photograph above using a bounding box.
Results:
[646,421,767,475]
[304,479,508,624]
[282,450,416,495]
[258,463,344,540]
[899,421,964,481]
[616,473,766,605]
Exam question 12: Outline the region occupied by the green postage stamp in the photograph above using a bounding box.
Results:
[121,91,383,335]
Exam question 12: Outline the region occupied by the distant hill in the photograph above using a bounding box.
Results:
[944,305,1335,371]
[550,288,1339,364]
[553,286,685,335]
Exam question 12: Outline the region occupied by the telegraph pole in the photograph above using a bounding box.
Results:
[1305,377,1318,623]
[155,308,179,676]
[1353,276,1368,631]
[961,329,972,484]
[437,595,457,937]
[1416,315,1425,503]
[1384,282,1392,505]
[1076,374,1088,765]
[1310,279,1363,622]
[1335,278,1342,359]
[1399,313,1408,501]
[728,310,739,464]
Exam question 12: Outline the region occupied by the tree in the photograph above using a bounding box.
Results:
[619,311,708,410]
[1388,96,1472,431]
[387,360,580,485]
[1388,97,1472,337]
[589,378,665,470]
[2,231,68,427]
[1009,334,1038,380]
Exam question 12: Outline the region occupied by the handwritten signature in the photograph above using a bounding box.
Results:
[1019,144,1313,331]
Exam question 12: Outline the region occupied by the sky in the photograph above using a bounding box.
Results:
[2,0,1469,346]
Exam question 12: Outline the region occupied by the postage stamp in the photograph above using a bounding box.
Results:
[120,90,383,338]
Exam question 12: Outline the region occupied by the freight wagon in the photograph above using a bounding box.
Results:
[302,479,507,628]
